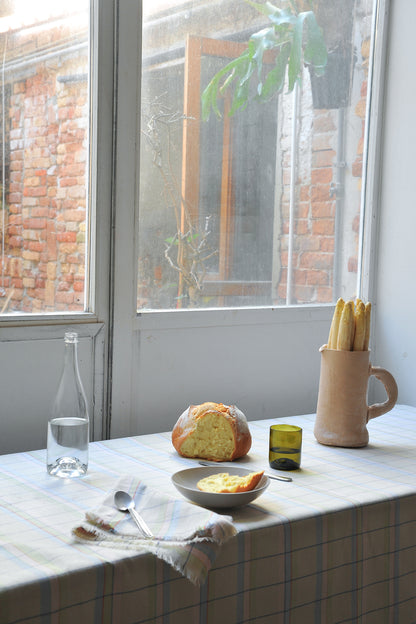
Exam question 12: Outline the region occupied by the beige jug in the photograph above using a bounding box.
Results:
[314,346,398,447]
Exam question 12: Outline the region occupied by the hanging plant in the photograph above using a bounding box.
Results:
[201,0,327,120]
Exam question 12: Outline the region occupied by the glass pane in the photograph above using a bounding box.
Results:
[0,0,90,315]
[138,0,377,311]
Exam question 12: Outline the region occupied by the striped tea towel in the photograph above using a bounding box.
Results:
[72,474,237,585]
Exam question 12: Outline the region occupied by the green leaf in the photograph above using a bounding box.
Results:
[201,1,327,118]
[186,232,200,242]
[258,42,290,99]
[237,50,256,87]
[201,54,246,120]
[303,11,327,70]
[267,8,297,28]
[230,69,252,115]
[220,68,237,93]
[165,236,178,246]
[250,27,277,80]
[287,12,308,91]
[201,51,253,120]
[201,76,219,120]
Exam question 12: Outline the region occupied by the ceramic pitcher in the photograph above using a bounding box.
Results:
[314,346,398,447]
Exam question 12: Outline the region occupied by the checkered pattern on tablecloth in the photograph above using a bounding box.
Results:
[0,404,415,624]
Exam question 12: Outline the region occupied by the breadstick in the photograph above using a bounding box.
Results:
[353,300,366,351]
[337,300,355,350]
[328,298,344,349]
[363,302,371,350]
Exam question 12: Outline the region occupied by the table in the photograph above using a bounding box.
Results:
[1,404,415,624]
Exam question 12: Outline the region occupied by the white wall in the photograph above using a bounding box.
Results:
[0,324,105,454]
[372,0,416,408]
[111,307,333,439]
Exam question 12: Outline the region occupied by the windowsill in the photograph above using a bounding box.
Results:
[0,315,103,340]
[135,303,334,330]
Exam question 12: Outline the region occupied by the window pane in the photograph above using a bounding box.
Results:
[0,0,90,315]
[138,0,376,310]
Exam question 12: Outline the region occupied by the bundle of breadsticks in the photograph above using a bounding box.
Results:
[327,298,371,351]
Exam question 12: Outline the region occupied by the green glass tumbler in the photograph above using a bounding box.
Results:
[269,424,302,470]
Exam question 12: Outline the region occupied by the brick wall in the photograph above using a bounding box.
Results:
[276,27,371,305]
[1,16,88,314]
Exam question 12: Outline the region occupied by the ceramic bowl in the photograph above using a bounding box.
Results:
[171,465,269,508]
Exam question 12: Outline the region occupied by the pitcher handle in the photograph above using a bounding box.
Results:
[367,366,398,421]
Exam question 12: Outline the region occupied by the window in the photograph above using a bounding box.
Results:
[0,0,91,315]
[0,0,390,448]
[137,0,373,311]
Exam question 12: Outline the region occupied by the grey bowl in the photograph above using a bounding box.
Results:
[171,465,270,509]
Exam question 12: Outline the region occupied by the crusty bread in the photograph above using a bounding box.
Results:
[197,470,264,493]
[172,402,252,461]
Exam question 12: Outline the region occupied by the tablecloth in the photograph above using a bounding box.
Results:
[0,404,415,624]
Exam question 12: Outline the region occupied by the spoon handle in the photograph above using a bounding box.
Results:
[197,460,292,482]
[128,508,153,538]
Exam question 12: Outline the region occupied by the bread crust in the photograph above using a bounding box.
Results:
[172,402,252,461]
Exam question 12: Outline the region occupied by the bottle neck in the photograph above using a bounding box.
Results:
[64,339,78,367]
[51,334,89,420]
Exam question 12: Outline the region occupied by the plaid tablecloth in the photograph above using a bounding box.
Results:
[0,404,415,624]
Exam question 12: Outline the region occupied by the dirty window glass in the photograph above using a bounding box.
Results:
[0,1,90,315]
[138,0,375,310]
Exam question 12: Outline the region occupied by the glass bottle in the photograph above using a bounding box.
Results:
[47,331,89,477]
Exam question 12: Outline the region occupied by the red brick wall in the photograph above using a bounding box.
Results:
[277,108,338,304]
[4,56,88,313]
[276,34,371,306]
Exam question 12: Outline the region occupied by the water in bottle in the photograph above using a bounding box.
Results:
[47,331,89,478]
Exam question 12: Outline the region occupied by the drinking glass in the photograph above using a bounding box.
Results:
[269,424,302,471]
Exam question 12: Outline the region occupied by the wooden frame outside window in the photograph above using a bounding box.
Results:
[181,35,272,303]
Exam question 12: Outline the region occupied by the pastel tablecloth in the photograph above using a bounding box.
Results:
[0,404,415,624]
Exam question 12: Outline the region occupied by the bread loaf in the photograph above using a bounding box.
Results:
[172,402,252,461]
[197,470,264,493]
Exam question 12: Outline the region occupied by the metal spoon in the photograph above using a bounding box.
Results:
[114,490,153,538]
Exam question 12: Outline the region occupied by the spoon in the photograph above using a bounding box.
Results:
[114,490,153,538]
[198,460,292,482]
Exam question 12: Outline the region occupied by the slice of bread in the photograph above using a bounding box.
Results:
[197,470,264,493]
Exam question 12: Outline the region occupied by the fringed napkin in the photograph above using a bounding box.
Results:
[72,474,237,585]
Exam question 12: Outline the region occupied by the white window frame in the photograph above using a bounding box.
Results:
[0,0,115,450]
[0,0,113,328]
[109,0,390,438]
[0,0,390,450]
